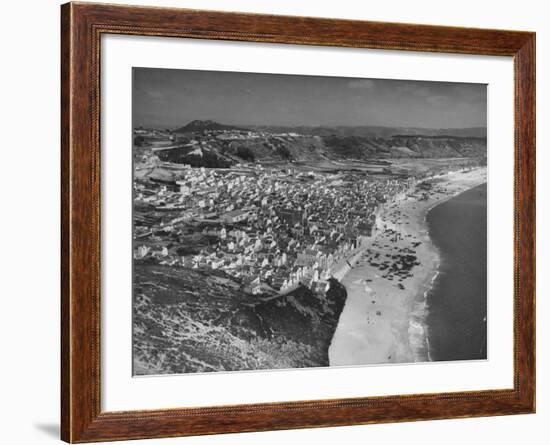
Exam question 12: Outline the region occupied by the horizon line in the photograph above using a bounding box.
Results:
[134,121,488,131]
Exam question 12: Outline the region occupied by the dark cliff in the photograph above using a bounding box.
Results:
[133,264,347,374]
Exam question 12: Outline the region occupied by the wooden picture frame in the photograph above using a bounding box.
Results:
[61,1,535,442]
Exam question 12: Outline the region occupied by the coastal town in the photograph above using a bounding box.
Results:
[133,125,476,300]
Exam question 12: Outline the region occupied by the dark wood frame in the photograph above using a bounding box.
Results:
[61,1,536,442]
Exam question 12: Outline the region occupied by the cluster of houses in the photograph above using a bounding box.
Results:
[133,162,416,296]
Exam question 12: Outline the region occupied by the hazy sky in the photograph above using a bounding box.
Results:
[133,68,487,129]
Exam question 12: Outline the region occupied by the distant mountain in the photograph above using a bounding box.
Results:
[174,120,249,134]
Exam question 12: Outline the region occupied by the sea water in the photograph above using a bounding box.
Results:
[426,183,488,361]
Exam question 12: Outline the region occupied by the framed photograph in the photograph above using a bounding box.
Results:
[61,2,535,442]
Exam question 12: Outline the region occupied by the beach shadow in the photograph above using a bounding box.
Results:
[33,422,59,439]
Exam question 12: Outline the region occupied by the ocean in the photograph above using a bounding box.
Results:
[426,182,488,361]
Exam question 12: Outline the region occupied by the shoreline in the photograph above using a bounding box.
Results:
[328,167,487,366]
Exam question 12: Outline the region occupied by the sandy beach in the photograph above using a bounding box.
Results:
[328,167,487,366]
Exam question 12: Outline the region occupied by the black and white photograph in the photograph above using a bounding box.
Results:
[131,68,488,376]
[2,0,545,443]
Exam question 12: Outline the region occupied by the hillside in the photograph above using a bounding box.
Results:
[155,133,330,167]
[133,264,348,374]
[149,121,487,168]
